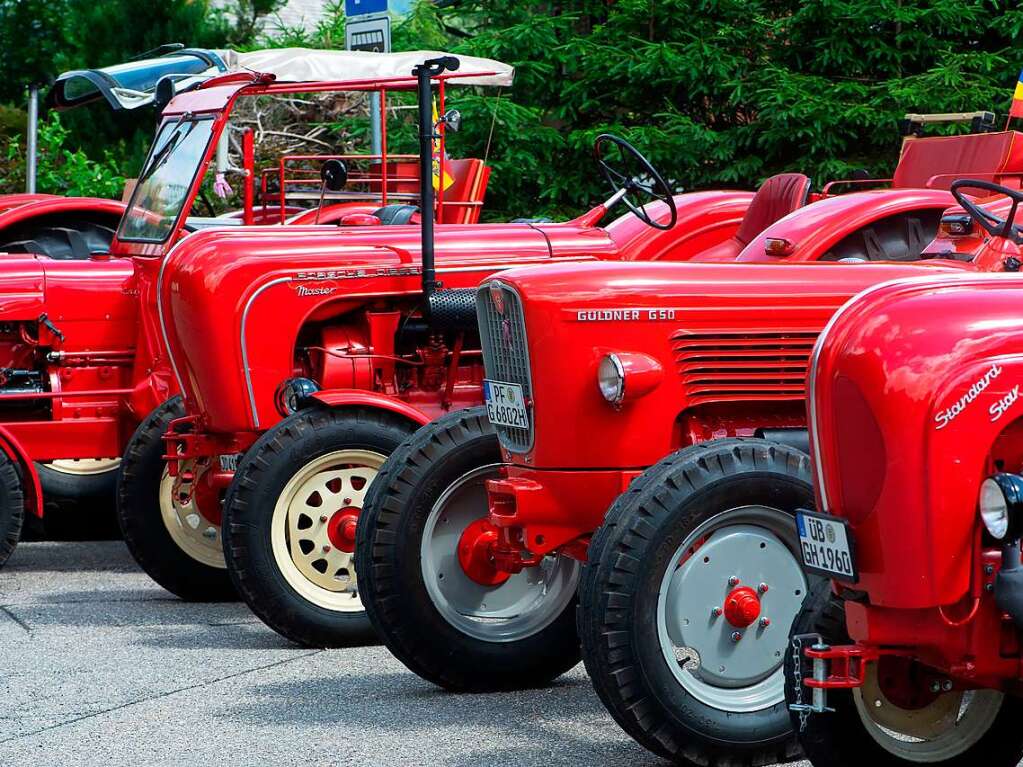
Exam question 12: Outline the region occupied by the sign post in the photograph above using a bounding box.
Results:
[345,0,390,158]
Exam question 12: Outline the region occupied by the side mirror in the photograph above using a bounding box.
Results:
[321,159,348,192]
[439,109,462,133]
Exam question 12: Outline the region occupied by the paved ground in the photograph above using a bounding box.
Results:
[0,541,671,767]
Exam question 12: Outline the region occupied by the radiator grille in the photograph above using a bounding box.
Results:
[671,330,819,402]
[477,281,533,452]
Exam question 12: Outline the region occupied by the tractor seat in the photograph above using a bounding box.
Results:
[372,204,421,225]
[697,173,812,261]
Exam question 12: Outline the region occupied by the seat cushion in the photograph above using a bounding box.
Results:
[734,173,812,245]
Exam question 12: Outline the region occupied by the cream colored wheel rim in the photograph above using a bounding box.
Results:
[159,460,226,569]
[854,663,1004,761]
[47,458,121,476]
[270,449,384,612]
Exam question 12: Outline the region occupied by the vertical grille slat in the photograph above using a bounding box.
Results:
[477,282,533,452]
[671,330,819,402]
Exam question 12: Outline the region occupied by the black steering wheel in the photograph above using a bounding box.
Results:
[594,134,677,230]
[951,179,1023,245]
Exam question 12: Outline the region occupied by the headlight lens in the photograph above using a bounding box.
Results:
[273,377,321,417]
[980,476,1010,539]
[597,354,625,405]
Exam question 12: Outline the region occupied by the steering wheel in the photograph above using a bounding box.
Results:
[951,179,1023,245]
[594,134,677,230]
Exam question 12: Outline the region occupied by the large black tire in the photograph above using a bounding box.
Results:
[784,582,1023,767]
[117,397,236,601]
[0,453,24,568]
[356,407,581,692]
[35,459,119,500]
[223,406,416,647]
[0,216,116,260]
[579,438,815,766]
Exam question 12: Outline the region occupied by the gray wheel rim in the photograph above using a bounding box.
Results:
[656,505,808,713]
[420,464,579,643]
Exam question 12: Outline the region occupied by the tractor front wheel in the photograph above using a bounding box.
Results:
[578,438,815,766]
[355,407,581,692]
[222,406,416,647]
[117,397,235,601]
[785,582,1023,767]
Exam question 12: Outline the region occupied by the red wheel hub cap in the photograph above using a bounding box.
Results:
[722,586,761,628]
[327,508,360,553]
[457,518,510,587]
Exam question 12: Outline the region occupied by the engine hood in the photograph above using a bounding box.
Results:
[159,222,615,432]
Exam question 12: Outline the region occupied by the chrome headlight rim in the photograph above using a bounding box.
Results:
[980,476,1010,540]
[597,353,625,406]
[273,377,321,417]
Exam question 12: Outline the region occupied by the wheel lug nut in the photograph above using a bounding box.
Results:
[942,680,953,692]
[320,515,328,523]
[343,498,352,505]
[728,576,740,587]
[759,617,770,628]
[712,606,723,617]
[322,544,331,553]
[758,583,769,594]
[930,681,941,693]
[731,631,742,642]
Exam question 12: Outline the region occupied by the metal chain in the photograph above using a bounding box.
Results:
[791,634,809,732]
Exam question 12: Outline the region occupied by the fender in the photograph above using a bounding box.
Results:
[0,424,44,519]
[0,193,61,214]
[606,191,754,261]
[308,389,431,428]
[0,197,127,232]
[809,273,1023,609]
[736,188,954,262]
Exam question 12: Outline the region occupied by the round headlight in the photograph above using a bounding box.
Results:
[273,377,321,417]
[597,354,625,405]
[980,476,1010,539]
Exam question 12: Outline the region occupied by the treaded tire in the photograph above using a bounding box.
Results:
[356,407,581,692]
[0,452,24,568]
[35,460,118,500]
[0,218,116,260]
[117,396,236,601]
[578,438,814,766]
[784,582,1023,767]
[223,406,416,648]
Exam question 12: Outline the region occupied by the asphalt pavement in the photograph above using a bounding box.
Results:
[0,540,814,767]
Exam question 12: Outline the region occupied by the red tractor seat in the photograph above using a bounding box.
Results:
[892,131,1023,190]
[438,158,491,224]
[696,172,812,261]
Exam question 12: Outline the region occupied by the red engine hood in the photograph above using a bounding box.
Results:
[159,222,615,432]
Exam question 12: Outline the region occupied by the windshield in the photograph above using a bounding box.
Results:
[117,116,216,243]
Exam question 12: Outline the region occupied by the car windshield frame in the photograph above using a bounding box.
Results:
[116,114,217,244]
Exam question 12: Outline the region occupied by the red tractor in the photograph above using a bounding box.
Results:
[150,90,1023,648]
[783,181,1023,767]
[351,178,1023,766]
[0,49,509,567]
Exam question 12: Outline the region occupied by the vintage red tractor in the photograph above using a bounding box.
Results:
[153,101,1023,645]
[351,176,1023,765]
[783,181,1023,767]
[0,49,511,568]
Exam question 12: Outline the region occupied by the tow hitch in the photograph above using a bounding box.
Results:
[789,634,879,729]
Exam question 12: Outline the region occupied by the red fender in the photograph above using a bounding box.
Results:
[0,193,62,214]
[0,196,127,232]
[0,425,43,519]
[736,188,955,262]
[308,390,432,428]
[606,191,755,262]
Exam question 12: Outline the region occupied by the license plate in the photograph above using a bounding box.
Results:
[483,379,529,430]
[218,453,242,472]
[796,509,857,582]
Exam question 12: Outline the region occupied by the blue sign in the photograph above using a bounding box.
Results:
[345,0,388,17]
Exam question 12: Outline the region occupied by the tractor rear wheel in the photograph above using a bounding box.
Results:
[355,408,581,691]
[785,582,1023,767]
[578,438,815,766]
[0,452,24,568]
[222,406,416,647]
[0,216,116,260]
[117,397,235,601]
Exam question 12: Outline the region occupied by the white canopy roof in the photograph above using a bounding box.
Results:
[50,47,513,112]
[224,49,515,88]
